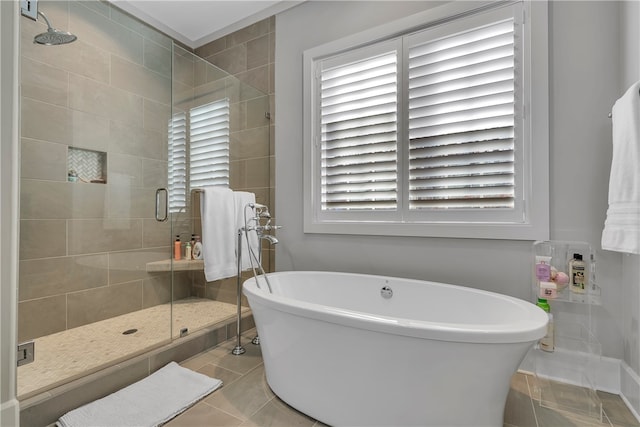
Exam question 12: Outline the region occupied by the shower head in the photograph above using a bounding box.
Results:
[34,11,77,45]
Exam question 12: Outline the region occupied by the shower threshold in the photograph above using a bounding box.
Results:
[17,297,248,399]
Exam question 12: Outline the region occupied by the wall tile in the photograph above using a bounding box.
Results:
[230,127,270,161]
[109,248,168,285]
[106,185,155,219]
[79,0,110,18]
[209,45,247,76]
[173,47,195,87]
[21,97,72,144]
[21,57,69,107]
[19,254,109,301]
[18,295,67,342]
[237,65,269,95]
[142,273,172,308]
[234,157,270,190]
[195,38,226,59]
[142,219,171,249]
[20,179,106,220]
[143,99,171,134]
[225,19,270,47]
[68,109,111,152]
[109,5,172,50]
[143,39,172,78]
[21,27,110,85]
[20,138,67,181]
[246,96,270,128]
[69,74,143,127]
[68,219,142,255]
[108,154,144,188]
[111,55,171,104]
[69,2,143,65]
[246,35,269,70]
[109,120,166,161]
[20,220,67,260]
[66,281,143,328]
[142,159,167,189]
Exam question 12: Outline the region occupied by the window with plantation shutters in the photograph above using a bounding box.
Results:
[407,18,517,211]
[168,98,230,213]
[304,0,549,239]
[320,45,399,212]
[168,112,187,213]
[189,99,230,189]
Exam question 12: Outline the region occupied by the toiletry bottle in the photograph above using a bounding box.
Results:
[569,253,587,294]
[193,236,203,260]
[535,256,552,282]
[174,235,181,260]
[536,298,554,352]
[190,234,196,256]
[185,241,192,261]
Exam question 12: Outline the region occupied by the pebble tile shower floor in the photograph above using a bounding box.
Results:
[169,331,640,427]
[18,298,247,398]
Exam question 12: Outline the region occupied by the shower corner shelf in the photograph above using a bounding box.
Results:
[146,259,204,272]
[530,240,604,422]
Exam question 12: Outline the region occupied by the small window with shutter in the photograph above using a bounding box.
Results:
[304,0,548,239]
[168,98,230,213]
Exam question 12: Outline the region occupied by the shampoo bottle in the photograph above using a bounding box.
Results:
[174,235,181,260]
[193,236,203,260]
[569,253,587,294]
[185,242,192,261]
[537,298,554,352]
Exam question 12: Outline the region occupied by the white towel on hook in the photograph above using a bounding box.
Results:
[200,186,237,281]
[233,191,260,271]
[602,81,640,254]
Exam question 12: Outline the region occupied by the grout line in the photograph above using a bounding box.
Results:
[199,399,246,424]
[524,373,541,427]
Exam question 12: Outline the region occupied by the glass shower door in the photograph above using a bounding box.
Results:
[17,0,175,398]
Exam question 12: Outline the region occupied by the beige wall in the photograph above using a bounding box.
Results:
[18,1,190,342]
[192,17,276,303]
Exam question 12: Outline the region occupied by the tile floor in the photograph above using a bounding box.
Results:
[18,298,246,399]
[169,330,640,427]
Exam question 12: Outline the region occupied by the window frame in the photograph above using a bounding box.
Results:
[303,0,549,240]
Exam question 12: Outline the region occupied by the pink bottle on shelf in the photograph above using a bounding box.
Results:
[174,235,181,260]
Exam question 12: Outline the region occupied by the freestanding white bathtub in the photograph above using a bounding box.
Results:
[243,271,547,427]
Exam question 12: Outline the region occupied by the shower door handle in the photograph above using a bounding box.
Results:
[155,188,168,222]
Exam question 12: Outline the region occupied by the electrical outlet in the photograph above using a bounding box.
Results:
[20,0,38,21]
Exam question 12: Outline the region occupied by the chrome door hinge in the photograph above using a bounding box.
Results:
[17,341,35,366]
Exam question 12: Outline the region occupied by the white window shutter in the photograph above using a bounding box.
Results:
[168,112,187,213]
[168,99,230,213]
[190,99,230,189]
[319,50,398,211]
[407,17,517,210]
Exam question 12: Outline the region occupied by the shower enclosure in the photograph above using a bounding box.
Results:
[17,1,271,399]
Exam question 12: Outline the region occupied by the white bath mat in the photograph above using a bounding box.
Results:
[56,361,222,427]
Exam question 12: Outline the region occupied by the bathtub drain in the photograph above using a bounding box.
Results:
[380,285,393,299]
[122,328,138,335]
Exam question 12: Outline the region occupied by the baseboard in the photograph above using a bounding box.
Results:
[519,347,621,393]
[520,348,640,423]
[1,398,20,427]
[620,361,640,423]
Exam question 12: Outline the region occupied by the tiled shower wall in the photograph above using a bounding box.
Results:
[18,2,275,342]
[18,1,189,342]
[191,17,276,302]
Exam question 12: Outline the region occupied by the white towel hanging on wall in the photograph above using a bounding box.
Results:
[601,81,640,254]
